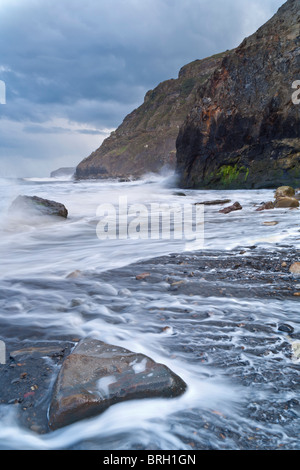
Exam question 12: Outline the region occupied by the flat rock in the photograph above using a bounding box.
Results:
[219,202,242,214]
[48,339,187,430]
[10,195,68,218]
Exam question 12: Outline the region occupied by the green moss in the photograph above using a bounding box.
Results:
[217,164,249,186]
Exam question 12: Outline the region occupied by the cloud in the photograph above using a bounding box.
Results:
[0,0,285,176]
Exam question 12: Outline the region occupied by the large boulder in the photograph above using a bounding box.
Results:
[10,195,68,218]
[275,186,296,200]
[49,339,187,430]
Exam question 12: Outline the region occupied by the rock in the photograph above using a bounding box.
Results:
[219,202,242,214]
[136,273,151,280]
[75,51,231,180]
[66,270,82,279]
[50,167,75,178]
[275,186,296,200]
[278,323,294,334]
[256,202,275,212]
[195,199,231,206]
[275,197,299,208]
[176,0,300,189]
[263,221,278,226]
[289,262,300,274]
[10,196,68,218]
[48,339,187,430]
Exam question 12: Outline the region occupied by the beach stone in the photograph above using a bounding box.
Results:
[195,199,231,206]
[219,202,242,214]
[275,197,299,209]
[275,186,295,200]
[256,201,275,211]
[10,195,68,218]
[289,263,300,274]
[48,339,187,430]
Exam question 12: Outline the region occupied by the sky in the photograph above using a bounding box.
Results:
[0,0,285,177]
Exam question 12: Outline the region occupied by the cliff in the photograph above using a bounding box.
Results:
[176,0,300,189]
[75,51,231,180]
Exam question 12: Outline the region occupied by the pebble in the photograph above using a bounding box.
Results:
[136,273,150,280]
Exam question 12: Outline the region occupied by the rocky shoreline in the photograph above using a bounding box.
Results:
[0,246,299,444]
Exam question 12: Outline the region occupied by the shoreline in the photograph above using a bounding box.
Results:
[0,245,299,448]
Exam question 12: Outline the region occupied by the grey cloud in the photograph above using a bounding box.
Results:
[0,0,285,176]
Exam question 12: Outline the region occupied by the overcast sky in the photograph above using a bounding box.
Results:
[0,0,284,177]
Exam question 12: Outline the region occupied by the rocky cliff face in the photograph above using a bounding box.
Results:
[75,52,230,180]
[176,0,300,189]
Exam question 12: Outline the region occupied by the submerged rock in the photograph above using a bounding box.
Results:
[48,339,187,430]
[10,195,68,219]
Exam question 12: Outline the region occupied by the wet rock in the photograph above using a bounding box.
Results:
[219,202,242,214]
[275,197,299,209]
[278,324,294,334]
[10,195,68,218]
[289,263,300,274]
[195,199,231,206]
[48,339,187,430]
[256,201,275,212]
[275,186,296,200]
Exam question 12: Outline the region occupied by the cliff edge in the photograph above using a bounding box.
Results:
[176,0,300,189]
